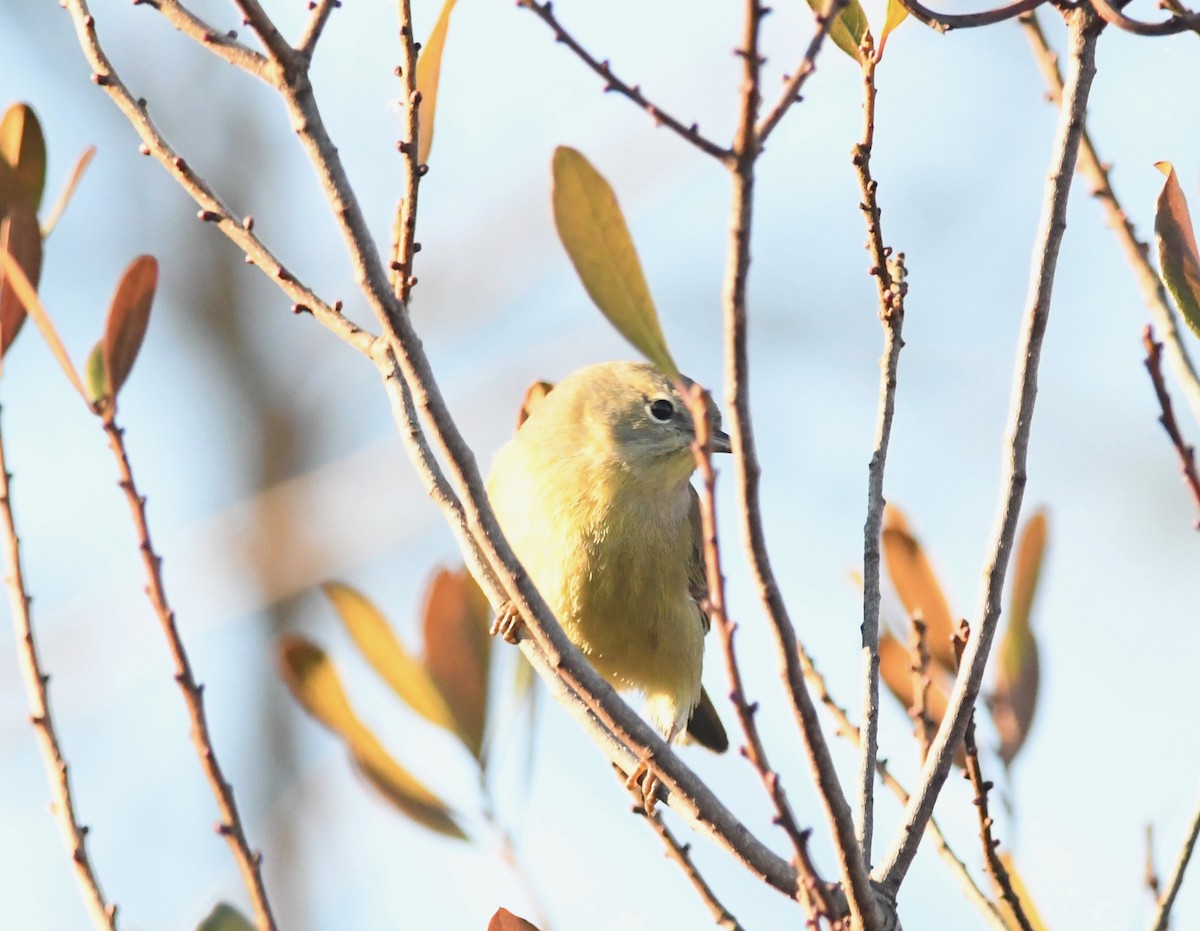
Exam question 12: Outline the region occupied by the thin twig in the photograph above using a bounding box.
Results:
[137,0,267,73]
[688,386,832,920]
[755,0,849,146]
[1150,787,1200,931]
[1089,0,1200,35]
[894,0,1047,33]
[297,0,341,58]
[1146,824,1163,907]
[515,0,733,163]
[852,38,908,871]
[98,412,276,931]
[229,0,295,62]
[876,4,1099,893]
[479,776,553,931]
[954,624,1035,931]
[1142,327,1200,525]
[389,0,422,305]
[724,0,882,926]
[799,643,1009,930]
[628,788,745,931]
[58,0,374,357]
[1020,10,1200,424]
[909,618,933,758]
[0,411,117,930]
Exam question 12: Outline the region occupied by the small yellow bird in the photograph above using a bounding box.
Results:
[486,361,728,753]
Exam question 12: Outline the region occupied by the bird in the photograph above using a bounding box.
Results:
[485,360,729,756]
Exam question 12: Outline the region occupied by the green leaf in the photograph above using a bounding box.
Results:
[196,903,255,931]
[322,581,458,735]
[0,104,47,213]
[806,0,871,62]
[1155,162,1200,340]
[422,567,492,759]
[991,510,1047,766]
[0,201,41,359]
[415,0,457,166]
[878,0,909,58]
[84,341,109,404]
[551,146,679,378]
[102,255,157,401]
[278,635,467,839]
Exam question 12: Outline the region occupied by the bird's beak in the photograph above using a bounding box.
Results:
[709,429,732,454]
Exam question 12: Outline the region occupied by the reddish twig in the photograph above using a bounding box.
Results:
[98,411,277,931]
[954,622,1035,931]
[0,412,117,930]
[514,0,732,163]
[1141,326,1200,526]
[894,0,1047,33]
[1089,0,1200,35]
[687,386,833,922]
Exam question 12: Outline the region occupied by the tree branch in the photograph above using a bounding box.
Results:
[1141,326,1200,526]
[137,0,268,73]
[875,3,1099,893]
[297,0,341,58]
[894,0,1047,33]
[1020,9,1200,425]
[515,0,733,163]
[388,0,423,305]
[1151,787,1200,931]
[1088,0,1200,36]
[0,411,117,930]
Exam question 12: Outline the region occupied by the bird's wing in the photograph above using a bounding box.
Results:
[687,484,711,635]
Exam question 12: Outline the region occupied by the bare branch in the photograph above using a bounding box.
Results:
[1020,10,1200,424]
[875,3,1100,893]
[908,618,934,757]
[893,0,1047,33]
[851,39,909,869]
[99,413,276,931]
[138,0,268,73]
[724,0,885,927]
[1141,327,1200,526]
[388,0,423,305]
[1151,788,1200,931]
[1089,0,1200,35]
[229,0,295,62]
[1146,824,1163,906]
[297,0,341,58]
[755,0,848,146]
[515,0,733,162]
[0,413,117,930]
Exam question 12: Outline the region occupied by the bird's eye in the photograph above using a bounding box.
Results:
[648,398,675,422]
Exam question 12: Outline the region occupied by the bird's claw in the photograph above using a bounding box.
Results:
[490,602,523,644]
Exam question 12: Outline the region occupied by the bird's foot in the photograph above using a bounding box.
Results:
[626,755,664,816]
[489,602,523,644]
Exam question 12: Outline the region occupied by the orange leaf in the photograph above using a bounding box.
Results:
[422,567,492,758]
[102,255,158,401]
[0,202,41,359]
[41,145,96,239]
[881,509,957,674]
[516,380,554,429]
[487,908,541,931]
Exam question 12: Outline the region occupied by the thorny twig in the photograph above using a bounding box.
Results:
[98,410,277,931]
[1142,326,1200,526]
[852,36,908,870]
[1151,788,1200,931]
[0,412,117,930]
[954,624,1036,931]
[1020,10,1200,424]
[514,0,733,162]
[876,5,1100,892]
[688,386,833,920]
[724,0,883,927]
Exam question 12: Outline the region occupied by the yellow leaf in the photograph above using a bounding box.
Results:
[278,635,466,839]
[0,103,47,213]
[322,581,457,735]
[414,0,457,166]
[551,146,678,378]
[1155,162,1200,340]
[878,0,909,59]
[881,508,958,674]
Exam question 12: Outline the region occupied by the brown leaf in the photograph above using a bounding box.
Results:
[0,247,84,398]
[881,507,958,674]
[0,103,47,213]
[0,201,41,358]
[516,380,554,429]
[40,145,96,238]
[422,566,492,758]
[1155,162,1200,339]
[102,255,158,401]
[488,908,541,931]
